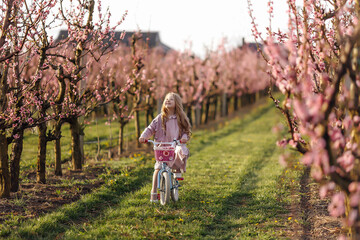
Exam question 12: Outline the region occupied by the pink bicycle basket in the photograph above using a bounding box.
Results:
[154,144,175,162]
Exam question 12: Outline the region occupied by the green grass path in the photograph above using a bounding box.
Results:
[5,100,300,240]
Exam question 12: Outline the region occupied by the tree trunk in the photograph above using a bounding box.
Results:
[134,109,141,148]
[213,96,218,120]
[187,105,193,126]
[54,122,62,176]
[103,104,108,115]
[37,122,47,183]
[78,116,85,165]
[150,103,154,120]
[70,118,82,171]
[0,55,10,198]
[0,130,10,198]
[108,119,113,159]
[157,98,162,115]
[241,94,247,107]
[250,93,256,104]
[221,93,227,117]
[146,105,154,126]
[118,121,125,155]
[80,134,85,165]
[146,108,150,127]
[194,105,201,128]
[204,98,211,124]
[10,129,24,192]
[226,96,230,116]
[145,96,152,127]
[234,95,239,112]
[199,103,203,125]
[95,118,100,161]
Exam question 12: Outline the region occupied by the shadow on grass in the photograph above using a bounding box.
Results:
[3,165,154,240]
[198,139,285,239]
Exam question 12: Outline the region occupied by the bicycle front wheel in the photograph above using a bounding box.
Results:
[160,171,171,205]
[171,175,179,202]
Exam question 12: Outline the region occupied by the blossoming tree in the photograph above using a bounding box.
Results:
[249,0,360,237]
[0,0,57,197]
[0,0,125,195]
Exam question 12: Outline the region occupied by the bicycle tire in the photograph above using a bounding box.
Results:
[160,171,171,205]
[171,175,179,202]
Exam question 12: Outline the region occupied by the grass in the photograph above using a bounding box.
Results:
[17,111,149,172]
[2,98,303,240]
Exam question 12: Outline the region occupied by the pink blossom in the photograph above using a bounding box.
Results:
[350,193,360,207]
[302,151,314,165]
[319,182,335,199]
[328,192,345,217]
[348,182,360,193]
[354,115,360,124]
[27,118,34,125]
[343,116,352,130]
[276,139,287,148]
[307,95,325,123]
[338,235,348,240]
[311,167,323,181]
[337,151,355,172]
[329,127,345,149]
[345,142,357,152]
[345,209,358,227]
[293,133,301,141]
[288,140,297,148]
[293,99,309,121]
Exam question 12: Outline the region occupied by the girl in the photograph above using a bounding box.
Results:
[139,92,191,202]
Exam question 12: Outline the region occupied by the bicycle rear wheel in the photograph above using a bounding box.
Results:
[160,172,170,205]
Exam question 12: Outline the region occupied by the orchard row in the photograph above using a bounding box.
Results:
[0,1,268,198]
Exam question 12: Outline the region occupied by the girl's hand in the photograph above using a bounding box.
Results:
[180,138,187,144]
[139,137,146,143]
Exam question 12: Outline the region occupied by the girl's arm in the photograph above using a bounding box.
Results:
[139,116,159,140]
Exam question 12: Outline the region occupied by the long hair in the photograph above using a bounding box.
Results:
[161,92,192,138]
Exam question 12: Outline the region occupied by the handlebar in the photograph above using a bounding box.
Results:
[143,139,184,146]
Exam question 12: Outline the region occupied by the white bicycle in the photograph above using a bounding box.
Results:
[145,139,184,205]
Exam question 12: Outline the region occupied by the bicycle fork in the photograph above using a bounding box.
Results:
[157,165,181,191]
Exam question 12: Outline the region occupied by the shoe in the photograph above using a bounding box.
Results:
[150,192,158,203]
[174,173,182,178]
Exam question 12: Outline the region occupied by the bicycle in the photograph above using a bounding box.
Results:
[145,139,184,205]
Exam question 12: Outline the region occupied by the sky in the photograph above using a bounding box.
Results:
[54,0,290,57]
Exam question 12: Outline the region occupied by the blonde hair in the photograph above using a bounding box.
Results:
[161,92,192,138]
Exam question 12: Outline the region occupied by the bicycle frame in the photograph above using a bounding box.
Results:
[157,162,176,190]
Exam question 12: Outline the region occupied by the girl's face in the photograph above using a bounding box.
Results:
[164,95,176,109]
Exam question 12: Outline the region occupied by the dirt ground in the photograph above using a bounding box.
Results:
[0,165,106,224]
[283,167,342,239]
[0,98,342,239]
